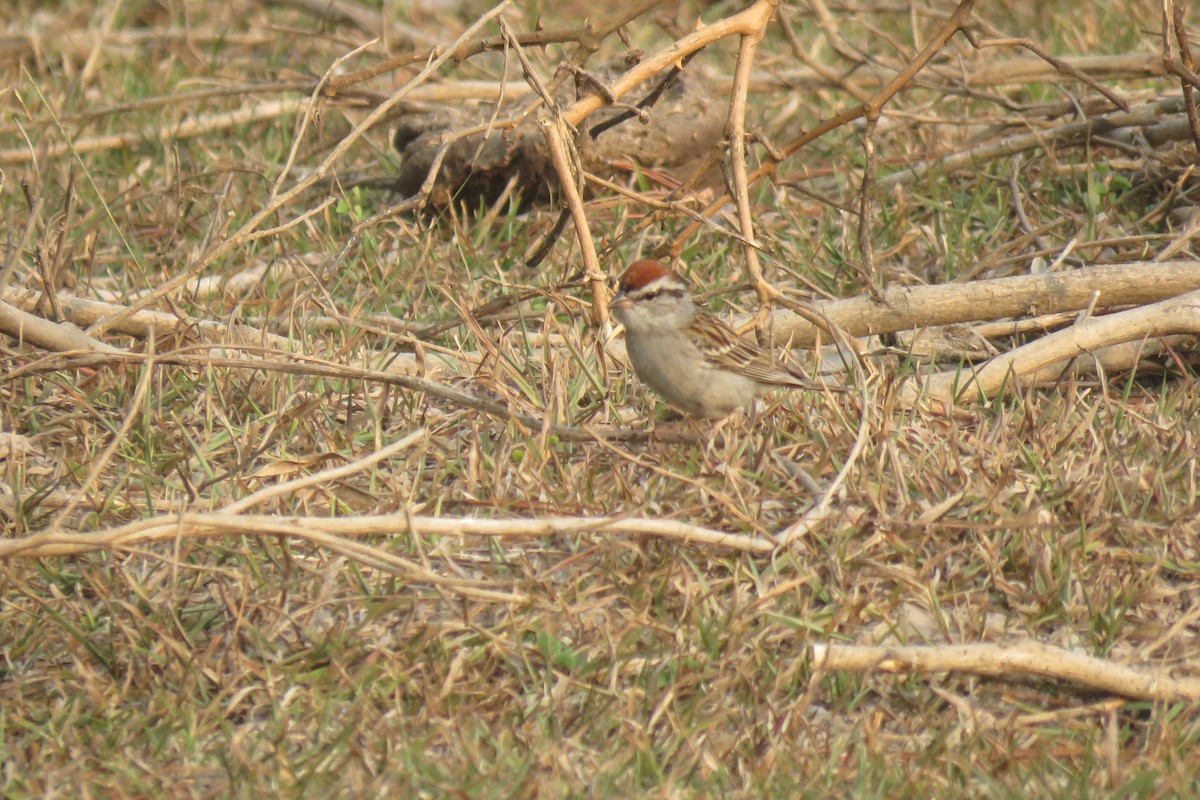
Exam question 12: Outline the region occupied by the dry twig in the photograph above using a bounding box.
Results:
[909,288,1200,405]
[542,118,609,326]
[724,5,778,314]
[0,99,310,165]
[668,0,978,252]
[1165,0,1200,153]
[1,510,771,560]
[812,641,1200,702]
[876,96,1192,191]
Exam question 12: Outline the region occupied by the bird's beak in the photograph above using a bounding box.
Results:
[610,293,632,312]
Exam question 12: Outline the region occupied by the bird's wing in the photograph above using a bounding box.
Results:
[688,310,810,387]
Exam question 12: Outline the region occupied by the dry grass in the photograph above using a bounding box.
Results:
[3,0,1200,796]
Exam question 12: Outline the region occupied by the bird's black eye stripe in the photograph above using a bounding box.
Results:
[642,290,662,301]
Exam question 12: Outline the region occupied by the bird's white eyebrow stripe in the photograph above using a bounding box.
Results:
[626,276,687,297]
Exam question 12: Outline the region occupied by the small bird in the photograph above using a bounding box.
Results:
[610,259,814,418]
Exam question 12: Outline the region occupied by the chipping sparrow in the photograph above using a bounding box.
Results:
[610,259,812,418]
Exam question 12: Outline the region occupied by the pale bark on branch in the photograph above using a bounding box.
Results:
[910,288,1200,405]
[759,261,1200,347]
[0,511,769,560]
[812,641,1200,702]
[0,299,121,354]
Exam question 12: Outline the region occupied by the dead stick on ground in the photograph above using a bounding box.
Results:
[908,287,1200,405]
[0,511,769,559]
[0,299,121,354]
[1,285,432,375]
[725,6,779,317]
[0,99,310,165]
[1,413,767,595]
[812,641,1200,702]
[758,260,1200,348]
[542,117,609,327]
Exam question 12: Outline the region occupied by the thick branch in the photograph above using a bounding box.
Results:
[760,261,1200,348]
[0,299,121,354]
[911,288,1200,404]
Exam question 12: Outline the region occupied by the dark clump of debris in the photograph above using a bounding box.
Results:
[391,67,726,211]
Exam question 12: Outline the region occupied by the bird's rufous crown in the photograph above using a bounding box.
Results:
[617,259,686,294]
